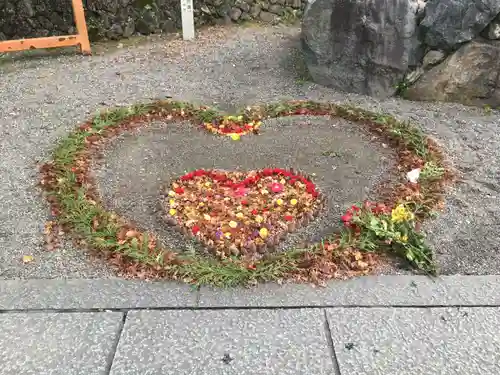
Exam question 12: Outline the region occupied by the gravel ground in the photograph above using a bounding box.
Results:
[93,116,393,253]
[0,24,498,279]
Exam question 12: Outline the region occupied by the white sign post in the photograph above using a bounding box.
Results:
[180,0,195,40]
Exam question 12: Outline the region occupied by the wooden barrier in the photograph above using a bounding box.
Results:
[0,0,91,55]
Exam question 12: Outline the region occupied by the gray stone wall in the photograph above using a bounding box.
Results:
[0,0,305,41]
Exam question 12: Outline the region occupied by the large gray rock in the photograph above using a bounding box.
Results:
[420,0,500,50]
[404,40,500,107]
[301,0,420,98]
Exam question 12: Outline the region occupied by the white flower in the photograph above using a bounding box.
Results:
[407,168,421,183]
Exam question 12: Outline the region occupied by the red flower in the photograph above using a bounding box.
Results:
[241,199,249,205]
[180,172,194,181]
[174,187,184,194]
[192,225,200,235]
[212,174,227,182]
[284,215,294,221]
[270,182,284,193]
[262,168,273,176]
[273,168,286,175]
[351,205,360,212]
[233,186,249,197]
[372,203,389,215]
[305,181,315,190]
[251,209,258,215]
[311,191,319,198]
[193,170,206,177]
[341,213,353,223]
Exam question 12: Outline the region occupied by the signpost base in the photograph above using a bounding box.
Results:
[0,0,91,55]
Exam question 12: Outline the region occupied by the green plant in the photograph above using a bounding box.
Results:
[420,161,445,183]
[395,80,410,96]
[280,8,300,25]
[341,202,435,273]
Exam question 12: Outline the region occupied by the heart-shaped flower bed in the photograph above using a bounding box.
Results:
[39,99,453,287]
[161,168,324,258]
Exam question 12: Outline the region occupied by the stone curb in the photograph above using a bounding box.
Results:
[1,275,499,311]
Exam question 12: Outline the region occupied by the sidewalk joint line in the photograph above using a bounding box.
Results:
[323,309,342,375]
[104,311,127,375]
[1,304,499,314]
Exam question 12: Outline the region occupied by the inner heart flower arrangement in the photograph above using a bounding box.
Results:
[162,168,324,258]
[39,99,453,287]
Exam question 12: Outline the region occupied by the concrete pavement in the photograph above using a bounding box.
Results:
[1,276,500,374]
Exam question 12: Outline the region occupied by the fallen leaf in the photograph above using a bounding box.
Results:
[22,255,34,263]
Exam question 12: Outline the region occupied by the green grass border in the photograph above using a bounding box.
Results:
[39,100,454,286]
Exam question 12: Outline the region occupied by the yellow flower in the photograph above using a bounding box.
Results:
[224,232,231,239]
[168,191,176,197]
[237,115,243,121]
[203,214,211,221]
[290,198,298,206]
[261,189,269,195]
[236,212,244,219]
[255,121,262,127]
[401,235,408,243]
[204,181,212,188]
[391,204,414,223]
[276,199,284,206]
[259,227,269,239]
[229,220,238,228]
[198,202,205,207]
[255,215,264,223]
[169,208,177,216]
[230,133,240,141]
[169,199,175,206]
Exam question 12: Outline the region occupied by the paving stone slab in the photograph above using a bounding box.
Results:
[110,309,334,375]
[3,275,500,311]
[199,275,500,307]
[0,279,197,310]
[326,307,500,375]
[0,311,122,375]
